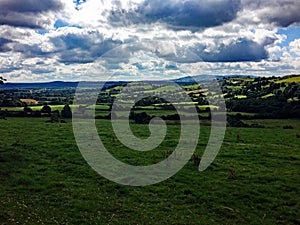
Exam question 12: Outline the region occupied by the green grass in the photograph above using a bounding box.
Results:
[261,94,275,99]
[227,112,258,116]
[234,95,247,99]
[276,76,300,83]
[143,85,181,93]
[0,106,25,111]
[231,78,254,82]
[182,84,199,90]
[243,119,300,129]
[1,105,67,111]
[198,105,219,110]
[1,104,110,112]
[0,118,300,224]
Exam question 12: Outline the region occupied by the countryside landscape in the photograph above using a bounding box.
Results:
[0,74,299,224]
[1,0,300,224]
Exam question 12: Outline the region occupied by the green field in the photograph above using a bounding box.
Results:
[0,117,300,224]
[243,119,300,129]
[0,104,110,112]
[276,76,300,83]
[235,95,248,99]
[0,105,66,111]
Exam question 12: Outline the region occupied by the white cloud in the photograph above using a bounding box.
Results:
[289,39,300,56]
[1,0,300,81]
[240,0,300,27]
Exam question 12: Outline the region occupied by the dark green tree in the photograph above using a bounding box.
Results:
[61,104,72,118]
[0,76,6,119]
[41,104,51,114]
[23,105,33,113]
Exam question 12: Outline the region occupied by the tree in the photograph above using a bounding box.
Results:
[61,104,72,118]
[50,110,60,123]
[130,112,152,124]
[23,105,33,113]
[198,96,208,105]
[41,104,51,114]
[1,78,8,119]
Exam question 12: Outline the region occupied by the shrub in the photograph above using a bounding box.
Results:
[61,104,72,118]
[283,125,294,129]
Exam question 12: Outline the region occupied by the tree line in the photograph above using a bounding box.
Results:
[0,104,72,120]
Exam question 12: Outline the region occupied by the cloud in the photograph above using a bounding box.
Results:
[195,39,269,62]
[0,38,12,52]
[147,37,269,63]
[30,67,57,74]
[47,27,123,64]
[0,53,22,73]
[1,0,300,82]
[0,26,125,65]
[240,0,300,27]
[289,39,300,56]
[109,0,241,30]
[0,0,66,29]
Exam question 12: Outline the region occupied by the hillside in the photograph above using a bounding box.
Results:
[0,74,299,122]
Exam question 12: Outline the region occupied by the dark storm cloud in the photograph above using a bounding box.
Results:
[7,42,50,58]
[110,0,241,30]
[242,0,300,27]
[0,0,65,28]
[49,31,123,65]
[0,0,63,13]
[155,39,269,63]
[0,26,123,65]
[198,39,269,62]
[141,0,241,28]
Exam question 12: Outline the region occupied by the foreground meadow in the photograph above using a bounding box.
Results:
[0,117,299,224]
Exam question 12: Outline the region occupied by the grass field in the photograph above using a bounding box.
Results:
[261,94,275,99]
[235,95,248,99]
[0,118,300,224]
[276,76,300,83]
[243,119,300,129]
[0,105,67,112]
[0,104,110,112]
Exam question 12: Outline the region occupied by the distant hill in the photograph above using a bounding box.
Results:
[1,81,79,89]
[173,74,256,85]
[0,81,127,89]
[1,75,219,89]
[2,74,299,90]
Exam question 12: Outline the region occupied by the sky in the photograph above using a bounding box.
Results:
[1,0,300,82]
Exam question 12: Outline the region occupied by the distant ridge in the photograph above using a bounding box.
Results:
[173,74,257,85]
[0,81,127,89]
[1,81,79,89]
[4,74,300,89]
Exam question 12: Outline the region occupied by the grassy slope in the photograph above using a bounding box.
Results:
[0,118,299,224]
[276,76,300,83]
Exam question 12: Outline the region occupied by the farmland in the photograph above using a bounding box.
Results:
[1,75,300,119]
[0,118,300,224]
[0,74,300,224]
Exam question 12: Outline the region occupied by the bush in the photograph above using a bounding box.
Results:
[41,105,51,114]
[131,112,152,124]
[250,123,265,128]
[283,125,294,129]
[227,115,249,127]
[61,104,72,118]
